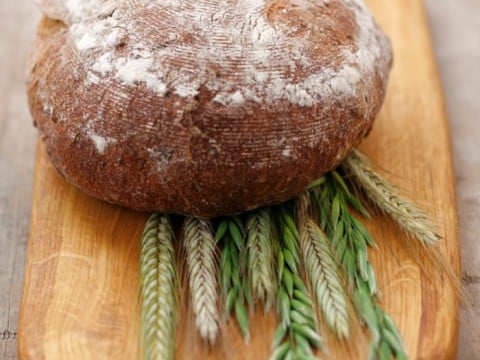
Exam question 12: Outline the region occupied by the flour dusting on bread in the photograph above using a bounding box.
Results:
[37,0,389,108]
[28,0,393,216]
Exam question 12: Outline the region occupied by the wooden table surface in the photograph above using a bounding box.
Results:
[0,1,478,359]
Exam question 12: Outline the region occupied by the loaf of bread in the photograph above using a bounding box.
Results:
[27,0,392,217]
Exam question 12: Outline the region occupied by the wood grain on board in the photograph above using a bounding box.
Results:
[18,0,460,359]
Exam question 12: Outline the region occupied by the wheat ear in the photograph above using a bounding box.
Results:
[312,174,407,359]
[140,213,177,360]
[246,209,277,311]
[184,217,220,344]
[217,218,251,340]
[271,207,322,359]
[296,193,350,339]
[341,150,439,245]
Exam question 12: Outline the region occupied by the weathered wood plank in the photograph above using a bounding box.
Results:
[424,0,480,358]
[0,2,39,359]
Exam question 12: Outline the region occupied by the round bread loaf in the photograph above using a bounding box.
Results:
[27,0,392,217]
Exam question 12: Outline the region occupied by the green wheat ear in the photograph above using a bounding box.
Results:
[184,217,220,344]
[342,150,440,245]
[296,192,350,340]
[270,206,323,359]
[311,173,407,360]
[139,213,177,360]
[216,217,251,341]
[246,208,277,311]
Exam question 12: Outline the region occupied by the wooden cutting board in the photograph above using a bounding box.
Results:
[18,0,460,359]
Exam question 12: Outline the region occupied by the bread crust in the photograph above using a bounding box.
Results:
[27,0,392,217]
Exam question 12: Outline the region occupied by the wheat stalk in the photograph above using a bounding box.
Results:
[139,213,177,360]
[296,193,349,339]
[184,217,220,344]
[342,150,439,245]
[246,209,277,311]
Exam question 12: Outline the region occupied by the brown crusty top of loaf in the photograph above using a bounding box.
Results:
[27,0,392,217]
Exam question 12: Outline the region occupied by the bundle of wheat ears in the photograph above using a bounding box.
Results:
[139,150,440,360]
